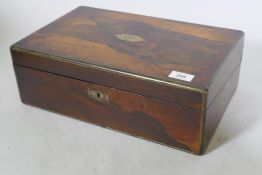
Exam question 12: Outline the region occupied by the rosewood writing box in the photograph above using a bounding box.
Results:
[10,6,244,155]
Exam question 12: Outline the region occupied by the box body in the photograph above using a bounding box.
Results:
[11,6,244,154]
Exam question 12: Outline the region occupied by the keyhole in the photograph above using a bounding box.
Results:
[96,93,100,98]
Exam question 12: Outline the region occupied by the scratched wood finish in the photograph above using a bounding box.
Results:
[11,6,245,154]
[14,65,202,154]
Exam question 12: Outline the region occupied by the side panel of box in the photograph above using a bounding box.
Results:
[207,36,244,107]
[204,65,241,150]
[14,65,203,154]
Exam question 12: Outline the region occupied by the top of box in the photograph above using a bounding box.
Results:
[12,6,244,90]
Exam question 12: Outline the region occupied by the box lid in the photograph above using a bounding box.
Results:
[11,6,244,110]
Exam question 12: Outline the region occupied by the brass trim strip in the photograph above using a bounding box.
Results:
[11,46,205,94]
[199,90,208,153]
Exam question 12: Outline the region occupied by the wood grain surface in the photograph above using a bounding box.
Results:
[12,50,203,109]
[14,65,202,154]
[12,6,244,89]
[11,6,245,154]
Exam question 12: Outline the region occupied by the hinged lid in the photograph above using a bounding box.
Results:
[11,6,244,110]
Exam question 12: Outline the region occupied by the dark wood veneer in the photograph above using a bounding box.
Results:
[15,65,202,154]
[11,6,244,154]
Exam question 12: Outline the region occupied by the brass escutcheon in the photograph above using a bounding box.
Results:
[87,88,109,103]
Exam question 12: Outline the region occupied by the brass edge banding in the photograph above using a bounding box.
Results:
[199,90,208,154]
[11,46,205,94]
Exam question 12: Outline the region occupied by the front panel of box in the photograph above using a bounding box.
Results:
[14,65,203,154]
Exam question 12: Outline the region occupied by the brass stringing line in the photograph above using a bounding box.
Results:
[200,90,207,152]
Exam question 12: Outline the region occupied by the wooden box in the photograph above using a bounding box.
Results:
[10,6,244,154]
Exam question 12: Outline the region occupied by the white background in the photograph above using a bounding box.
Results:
[1,0,262,174]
